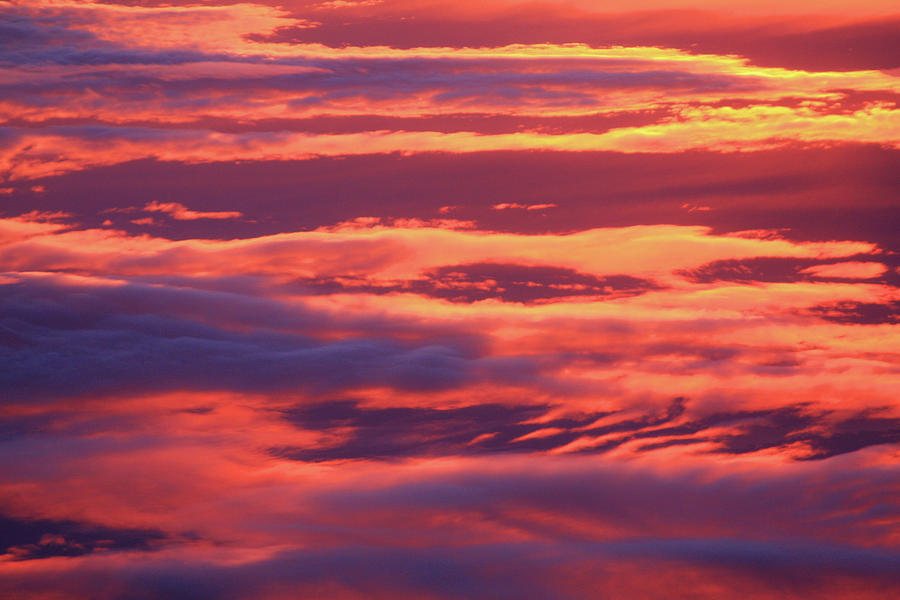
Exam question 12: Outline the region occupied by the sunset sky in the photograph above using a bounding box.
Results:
[1,1,899,598]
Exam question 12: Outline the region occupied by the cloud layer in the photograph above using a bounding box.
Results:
[1,1,898,598]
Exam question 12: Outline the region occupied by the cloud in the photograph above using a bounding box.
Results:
[680,256,897,285]
[0,274,538,401]
[2,453,900,598]
[799,261,888,279]
[272,396,900,462]
[492,203,556,211]
[5,103,900,180]
[0,514,167,561]
[269,5,900,71]
[9,147,897,252]
[3,1,899,181]
[805,300,900,324]
[296,262,662,304]
[144,201,243,221]
[1,5,898,599]
[0,214,877,285]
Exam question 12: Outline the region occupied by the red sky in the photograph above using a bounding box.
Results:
[1,1,899,598]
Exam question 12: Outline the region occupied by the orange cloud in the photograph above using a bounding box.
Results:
[799,261,888,279]
[144,201,243,221]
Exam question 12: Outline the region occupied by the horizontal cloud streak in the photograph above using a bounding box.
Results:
[0,276,535,400]
[2,2,898,180]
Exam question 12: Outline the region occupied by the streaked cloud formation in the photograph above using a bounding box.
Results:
[3,0,900,180]
[1,1,898,598]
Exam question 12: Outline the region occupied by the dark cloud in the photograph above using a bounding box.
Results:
[13,146,897,252]
[0,514,166,561]
[599,404,900,460]
[0,273,487,344]
[804,300,900,325]
[0,10,238,67]
[266,58,758,101]
[0,13,96,53]
[800,412,900,459]
[2,34,761,116]
[314,454,900,549]
[0,319,478,399]
[680,256,899,287]
[274,396,900,461]
[681,257,838,284]
[0,277,530,401]
[273,399,606,461]
[296,262,661,304]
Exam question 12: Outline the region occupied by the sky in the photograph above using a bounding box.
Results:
[0,1,899,598]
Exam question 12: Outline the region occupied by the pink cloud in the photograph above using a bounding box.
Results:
[144,201,243,221]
